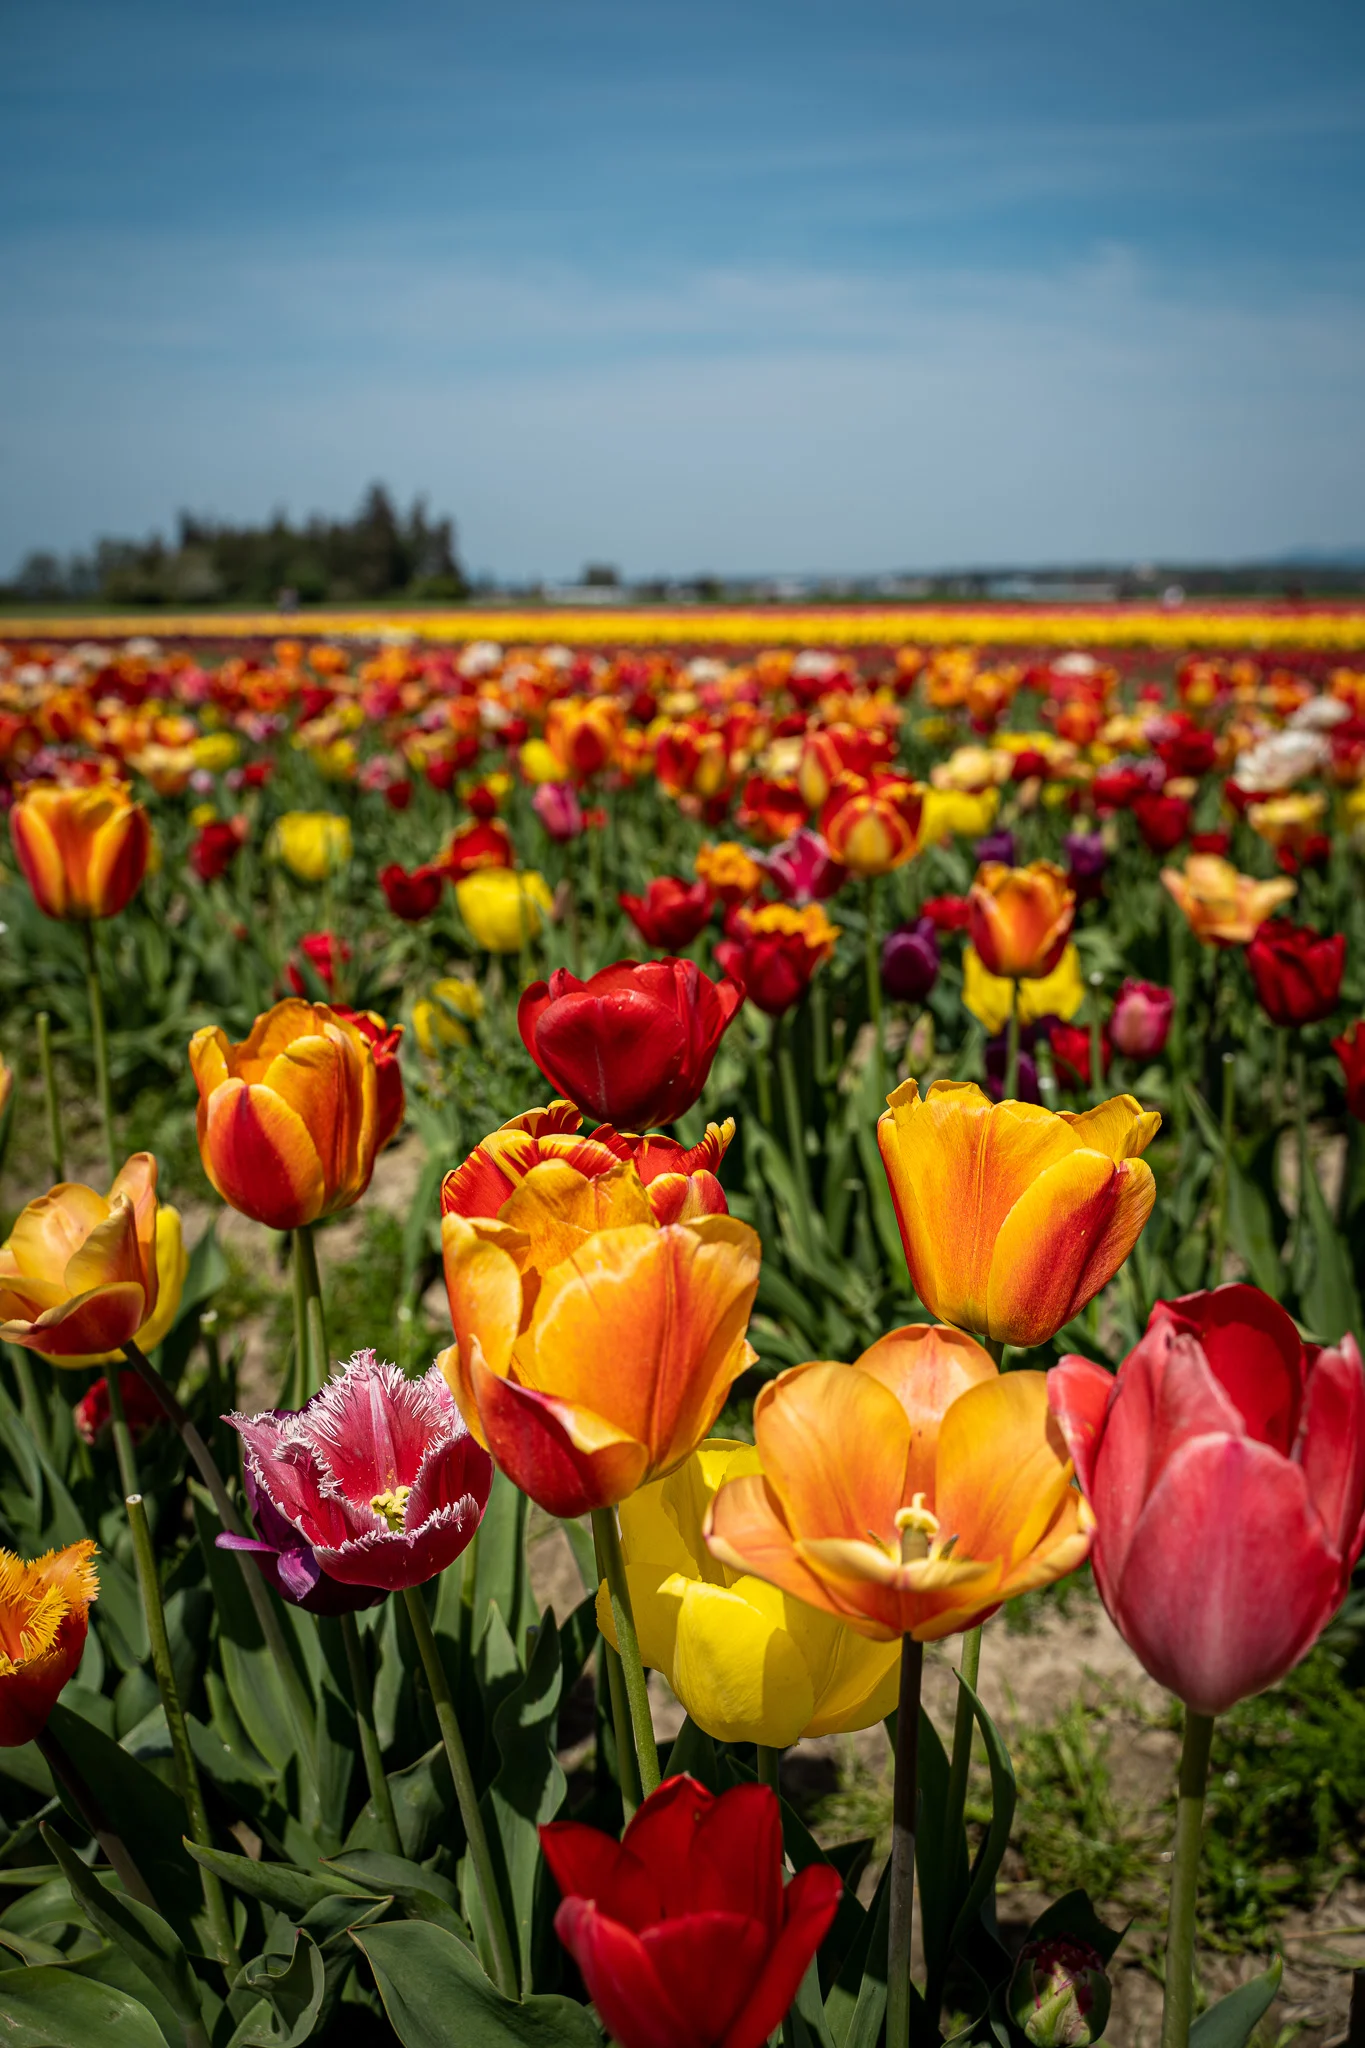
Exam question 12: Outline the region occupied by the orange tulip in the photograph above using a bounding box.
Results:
[967,861,1075,980]
[1160,853,1296,946]
[706,1325,1092,1641]
[820,772,923,877]
[9,781,150,920]
[0,1541,99,1746]
[189,999,403,1232]
[878,1082,1159,1349]
[439,1154,761,1517]
[0,1155,174,1362]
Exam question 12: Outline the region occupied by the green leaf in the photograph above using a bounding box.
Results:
[469,1609,566,1990]
[1188,1955,1283,2048]
[42,1823,207,2039]
[353,1918,601,2046]
[944,1674,1016,1961]
[0,1966,167,2047]
[1297,1150,1363,1344]
[324,1849,468,1937]
[473,1470,537,1661]
[1025,1889,1128,1965]
[191,1495,302,1778]
[185,1842,359,1917]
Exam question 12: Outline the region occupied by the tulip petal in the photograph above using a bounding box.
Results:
[6,1281,148,1359]
[932,1371,1075,1572]
[440,1214,525,1390]
[691,1780,785,1927]
[541,1825,662,1931]
[706,1473,860,1623]
[1297,1335,1365,1578]
[1059,1096,1162,1161]
[555,1899,692,2048]
[985,1152,1155,1347]
[670,1579,815,1747]
[1157,1284,1305,1452]
[499,1158,656,1274]
[753,1361,910,1547]
[5,1184,109,1280]
[1046,1355,1115,1497]
[63,1197,146,1299]
[642,1911,771,2041]
[721,1863,844,2048]
[854,1324,997,1500]
[200,1077,327,1230]
[471,1352,649,1516]
[1112,1433,1339,1715]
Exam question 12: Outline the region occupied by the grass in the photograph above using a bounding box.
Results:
[1000,1698,1156,1911]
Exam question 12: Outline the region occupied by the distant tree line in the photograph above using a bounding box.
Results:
[3,486,468,606]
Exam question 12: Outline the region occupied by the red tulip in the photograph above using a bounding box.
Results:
[921,893,972,933]
[74,1371,161,1447]
[518,960,742,1127]
[332,1008,405,1151]
[1247,919,1345,1027]
[379,860,445,922]
[1334,1019,1365,1120]
[1049,1285,1365,1715]
[540,1775,842,2048]
[1132,792,1191,855]
[1048,1023,1110,1091]
[445,817,514,880]
[189,818,246,883]
[620,877,714,950]
[286,930,350,996]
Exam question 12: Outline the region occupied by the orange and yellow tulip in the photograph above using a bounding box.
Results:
[9,781,150,921]
[705,1324,1091,1641]
[439,1153,761,1517]
[0,1155,182,1363]
[967,861,1075,980]
[0,1541,99,1746]
[189,999,403,1231]
[820,772,923,876]
[1160,853,1295,945]
[878,1082,1159,1348]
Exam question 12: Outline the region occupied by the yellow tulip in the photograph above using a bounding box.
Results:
[961,942,1085,1035]
[918,787,1001,843]
[413,977,484,1056]
[272,812,352,883]
[190,732,240,774]
[597,1439,901,1744]
[519,738,563,784]
[455,868,554,952]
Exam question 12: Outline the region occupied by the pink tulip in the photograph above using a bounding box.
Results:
[759,827,846,906]
[533,781,585,842]
[1049,1286,1365,1715]
[227,1350,492,1592]
[1108,978,1174,1060]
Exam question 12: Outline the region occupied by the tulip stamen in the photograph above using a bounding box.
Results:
[370,1485,412,1531]
[895,1493,942,1565]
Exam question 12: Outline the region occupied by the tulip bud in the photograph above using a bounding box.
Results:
[1008,1936,1112,2047]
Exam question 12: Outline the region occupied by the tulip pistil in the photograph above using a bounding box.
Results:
[370,1485,412,1531]
[896,1493,942,1564]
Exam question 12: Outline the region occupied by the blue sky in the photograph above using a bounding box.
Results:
[4,0,1364,580]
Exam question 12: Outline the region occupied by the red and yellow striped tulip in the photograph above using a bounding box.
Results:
[706,1324,1091,1641]
[878,1082,1159,1348]
[189,999,403,1231]
[9,781,150,921]
[967,861,1075,980]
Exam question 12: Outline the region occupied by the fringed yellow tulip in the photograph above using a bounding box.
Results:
[877,1082,1159,1348]
[707,1325,1092,1642]
[598,1440,900,1744]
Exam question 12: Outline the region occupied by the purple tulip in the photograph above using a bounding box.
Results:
[760,826,847,905]
[223,1350,492,1594]
[984,1032,1041,1104]
[1064,829,1108,904]
[881,918,939,1003]
[974,829,1016,867]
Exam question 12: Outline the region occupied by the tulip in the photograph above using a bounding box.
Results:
[1246,918,1345,1028]
[519,958,742,1127]
[962,942,1086,1036]
[1160,853,1295,945]
[439,1157,761,1517]
[1049,1023,1110,1092]
[1063,830,1108,902]
[1109,978,1174,1060]
[10,781,150,920]
[881,918,939,1003]
[984,1035,1041,1105]
[1334,1019,1365,1120]
[189,817,246,883]
[445,816,515,879]
[619,876,714,950]
[0,1541,99,1747]
[919,786,1002,843]
[878,1082,1159,1349]
[442,1100,735,1229]
[922,893,972,932]
[706,1323,1091,1641]
[286,929,350,996]
[821,772,923,876]
[695,840,765,907]
[973,829,1016,867]
[968,861,1075,981]
[379,860,445,922]
[599,1439,900,1744]
[546,696,622,779]
[1132,791,1192,855]
[73,1370,162,1447]
[715,903,839,1018]
[225,1349,492,1592]
[1009,1937,1112,2047]
[456,866,554,951]
[189,999,399,1231]
[412,977,484,1056]
[0,1154,186,1364]
[1048,1285,1365,1715]
[532,780,585,841]
[271,811,351,883]
[760,826,846,906]
[541,1775,842,2048]
[333,1008,405,1149]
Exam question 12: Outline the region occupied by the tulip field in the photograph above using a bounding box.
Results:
[1,613,1365,2048]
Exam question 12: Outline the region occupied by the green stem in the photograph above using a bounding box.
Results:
[755,1018,774,1128]
[591,1519,642,1821]
[776,1016,815,1233]
[35,1725,157,1910]
[125,1492,239,1971]
[36,1010,64,1182]
[10,1347,50,1461]
[756,1744,782,1799]
[121,1341,322,1808]
[293,1224,328,1398]
[102,1363,141,1503]
[1293,1045,1311,1269]
[1211,1051,1235,1286]
[1159,1709,1215,2048]
[339,1611,402,1857]
[886,1636,925,2048]
[1272,1026,1287,1130]
[591,1505,660,1799]
[1088,972,1106,1106]
[866,877,884,1107]
[941,1627,982,1872]
[401,1584,519,1999]
[1004,980,1021,1101]
[81,921,117,1181]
